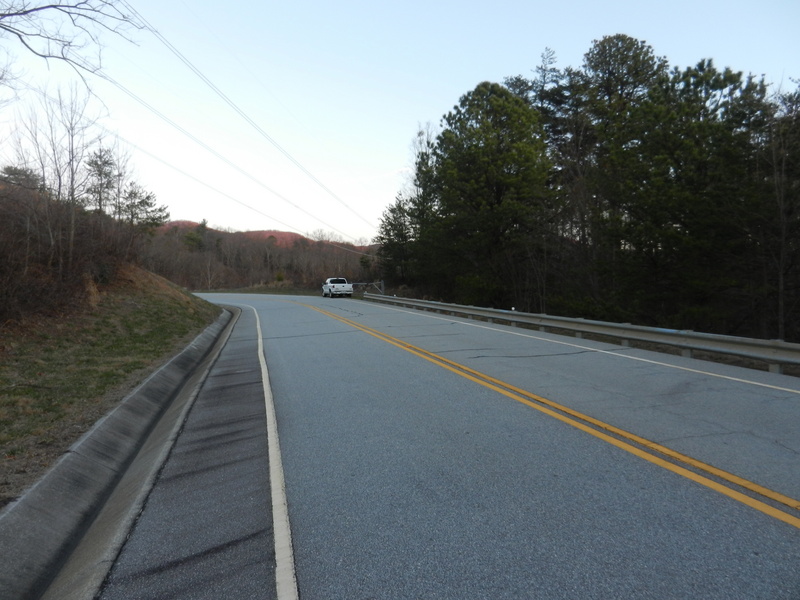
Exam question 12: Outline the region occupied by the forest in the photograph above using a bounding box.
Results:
[0,167,373,323]
[376,34,800,342]
[0,88,372,324]
[142,221,376,292]
[2,31,798,342]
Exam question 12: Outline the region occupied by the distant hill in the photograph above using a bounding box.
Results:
[239,230,307,247]
[160,221,310,248]
[143,221,381,290]
[162,220,200,230]
[160,221,377,250]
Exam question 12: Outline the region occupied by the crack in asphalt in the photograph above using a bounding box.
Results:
[467,349,601,359]
[265,330,358,340]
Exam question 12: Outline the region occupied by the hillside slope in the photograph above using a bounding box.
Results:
[0,265,221,507]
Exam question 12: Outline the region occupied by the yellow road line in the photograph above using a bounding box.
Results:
[307,304,800,530]
[380,303,800,396]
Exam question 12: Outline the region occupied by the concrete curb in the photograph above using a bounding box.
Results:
[0,309,234,600]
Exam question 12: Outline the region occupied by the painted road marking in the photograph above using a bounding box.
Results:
[377,303,800,396]
[309,304,800,530]
[245,305,299,600]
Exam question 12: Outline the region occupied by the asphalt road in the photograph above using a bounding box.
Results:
[98,294,800,599]
[97,306,276,600]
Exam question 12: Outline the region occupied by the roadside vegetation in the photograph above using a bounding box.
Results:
[1,7,797,506]
[0,265,220,507]
[0,1,368,506]
[146,220,376,292]
[377,35,800,342]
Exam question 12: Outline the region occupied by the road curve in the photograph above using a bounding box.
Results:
[103,294,800,599]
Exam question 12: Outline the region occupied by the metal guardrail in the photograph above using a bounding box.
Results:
[363,293,800,375]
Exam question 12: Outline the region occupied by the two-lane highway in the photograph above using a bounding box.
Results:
[99,294,800,599]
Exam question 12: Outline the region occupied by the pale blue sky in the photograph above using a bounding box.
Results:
[3,0,798,242]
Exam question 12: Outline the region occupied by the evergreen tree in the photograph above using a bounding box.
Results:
[427,81,551,307]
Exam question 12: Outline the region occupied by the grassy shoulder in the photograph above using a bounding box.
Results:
[0,265,221,507]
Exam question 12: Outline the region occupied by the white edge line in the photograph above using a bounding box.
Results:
[375,304,800,395]
[247,304,299,600]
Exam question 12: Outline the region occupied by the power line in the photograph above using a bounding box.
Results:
[95,70,358,242]
[118,0,376,231]
[102,126,373,256]
[11,74,374,255]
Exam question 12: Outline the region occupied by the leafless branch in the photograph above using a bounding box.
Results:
[0,1,142,78]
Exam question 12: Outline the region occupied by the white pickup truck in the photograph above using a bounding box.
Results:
[322,277,353,298]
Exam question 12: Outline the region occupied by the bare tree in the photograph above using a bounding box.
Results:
[12,84,95,271]
[0,1,141,79]
[108,136,130,220]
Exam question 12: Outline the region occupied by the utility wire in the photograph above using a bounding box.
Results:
[95,70,358,242]
[100,125,372,256]
[12,67,373,255]
[118,0,376,231]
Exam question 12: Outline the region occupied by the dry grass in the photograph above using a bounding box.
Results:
[0,265,221,507]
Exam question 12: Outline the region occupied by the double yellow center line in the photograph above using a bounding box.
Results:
[309,304,800,530]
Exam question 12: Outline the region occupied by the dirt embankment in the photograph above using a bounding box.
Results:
[0,265,220,507]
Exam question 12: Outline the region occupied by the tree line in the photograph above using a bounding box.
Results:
[0,1,374,323]
[0,1,163,322]
[0,88,169,322]
[142,221,375,291]
[376,34,800,342]
[0,81,375,326]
